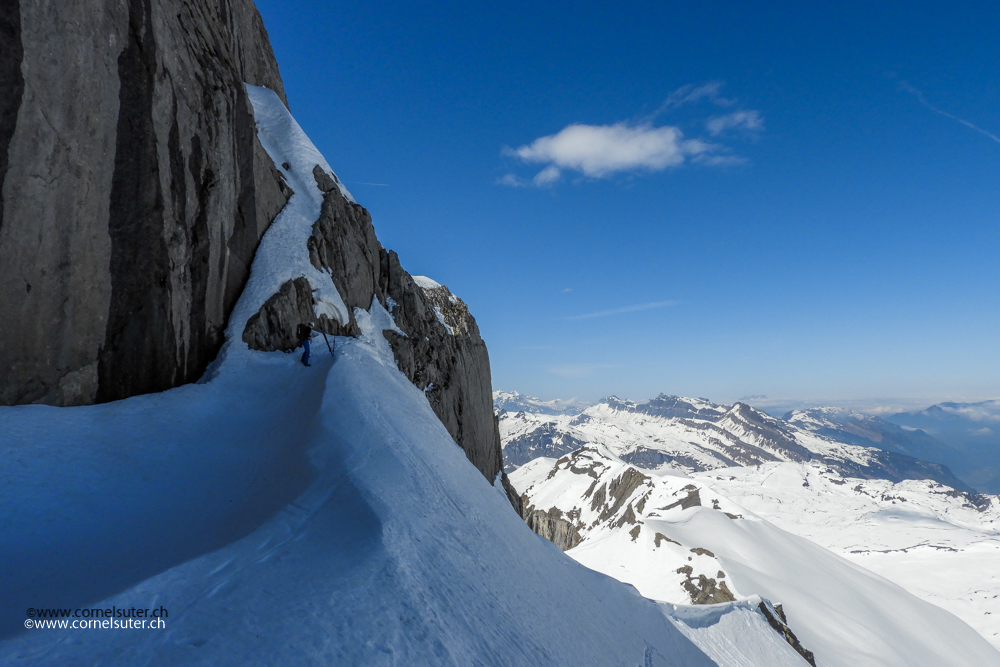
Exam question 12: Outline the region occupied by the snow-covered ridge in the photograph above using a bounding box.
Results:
[694,462,1000,649]
[412,275,443,290]
[3,83,816,666]
[511,450,1000,666]
[494,390,591,415]
[499,392,975,492]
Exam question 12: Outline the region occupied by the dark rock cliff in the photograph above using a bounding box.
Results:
[242,170,519,509]
[0,0,288,406]
[0,0,514,511]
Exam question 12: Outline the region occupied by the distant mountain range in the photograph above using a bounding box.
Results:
[510,448,1000,658]
[495,391,977,493]
[499,390,1000,656]
[888,400,1000,493]
[492,390,592,415]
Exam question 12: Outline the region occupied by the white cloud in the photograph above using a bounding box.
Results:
[706,110,764,136]
[659,81,734,111]
[496,173,528,187]
[500,81,762,187]
[533,165,562,186]
[507,123,710,179]
[565,299,680,321]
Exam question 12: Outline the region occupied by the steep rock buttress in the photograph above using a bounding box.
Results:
[0,0,288,406]
[0,0,515,509]
[241,165,519,509]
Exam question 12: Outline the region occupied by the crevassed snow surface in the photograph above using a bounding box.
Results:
[0,85,804,666]
[512,451,1000,667]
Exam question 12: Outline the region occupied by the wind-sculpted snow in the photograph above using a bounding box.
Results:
[0,311,715,665]
[499,394,972,490]
[511,450,1000,667]
[0,81,811,666]
[664,598,816,667]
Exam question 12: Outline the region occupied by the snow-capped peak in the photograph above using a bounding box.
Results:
[493,390,590,416]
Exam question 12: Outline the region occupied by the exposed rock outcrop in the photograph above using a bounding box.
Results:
[0,0,514,514]
[241,171,513,506]
[598,467,651,522]
[382,259,504,485]
[676,565,736,605]
[306,164,378,336]
[518,492,586,551]
[757,600,817,666]
[523,507,583,551]
[0,0,289,406]
[661,485,702,511]
[242,278,316,352]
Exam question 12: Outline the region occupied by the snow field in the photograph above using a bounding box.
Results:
[512,453,1000,667]
[0,83,799,666]
[696,461,1000,650]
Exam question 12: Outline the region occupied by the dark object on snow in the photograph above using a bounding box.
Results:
[297,322,313,366]
[320,330,335,356]
[757,600,816,666]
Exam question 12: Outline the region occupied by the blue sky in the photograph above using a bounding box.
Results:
[255,0,999,405]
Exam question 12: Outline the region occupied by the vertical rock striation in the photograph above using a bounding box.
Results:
[0,0,288,406]
[0,0,513,511]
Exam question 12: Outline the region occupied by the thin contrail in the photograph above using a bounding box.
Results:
[901,82,1000,145]
[565,300,680,321]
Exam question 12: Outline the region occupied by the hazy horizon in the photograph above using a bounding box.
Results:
[494,388,1000,418]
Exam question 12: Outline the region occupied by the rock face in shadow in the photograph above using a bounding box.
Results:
[1,0,513,513]
[0,0,288,406]
[243,176,515,510]
[242,278,317,353]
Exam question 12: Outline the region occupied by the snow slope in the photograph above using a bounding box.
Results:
[511,450,1000,667]
[694,462,1000,649]
[0,85,806,666]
